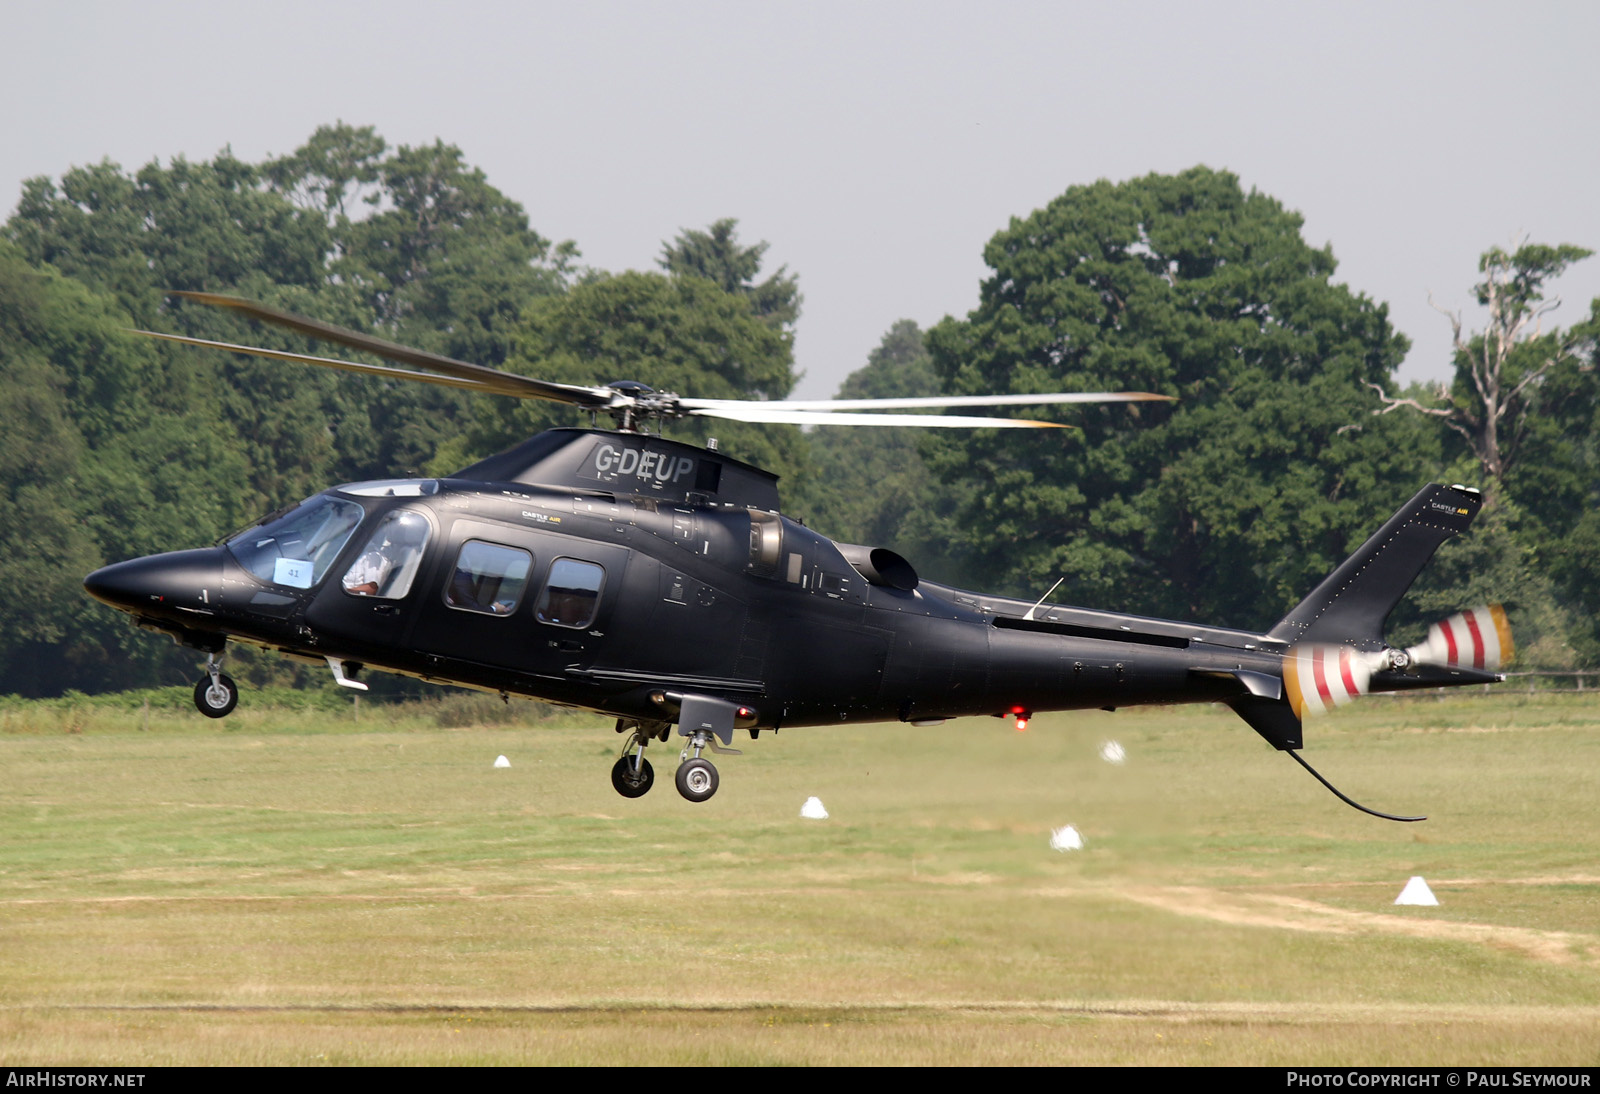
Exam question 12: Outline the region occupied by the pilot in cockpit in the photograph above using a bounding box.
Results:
[342,511,429,597]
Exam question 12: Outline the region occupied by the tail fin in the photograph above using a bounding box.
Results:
[1267,483,1482,651]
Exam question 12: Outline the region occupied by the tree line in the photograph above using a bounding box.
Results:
[0,126,1593,696]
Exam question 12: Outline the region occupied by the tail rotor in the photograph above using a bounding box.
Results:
[1283,644,1382,719]
[1285,604,1512,720]
[1276,603,1511,823]
[1403,604,1514,673]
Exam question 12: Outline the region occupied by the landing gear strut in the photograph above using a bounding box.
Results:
[611,753,654,798]
[611,719,668,799]
[193,654,238,718]
[611,698,754,804]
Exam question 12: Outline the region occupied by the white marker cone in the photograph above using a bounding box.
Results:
[1394,876,1438,906]
[1099,740,1126,765]
[493,755,511,768]
[800,796,829,819]
[1049,825,1084,851]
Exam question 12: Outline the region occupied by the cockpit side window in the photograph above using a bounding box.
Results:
[228,495,365,589]
[444,541,533,616]
[536,558,605,629]
[341,509,434,599]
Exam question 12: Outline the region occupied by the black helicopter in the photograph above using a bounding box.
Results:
[84,293,1510,815]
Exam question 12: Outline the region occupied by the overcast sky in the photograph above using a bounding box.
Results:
[6,0,1598,400]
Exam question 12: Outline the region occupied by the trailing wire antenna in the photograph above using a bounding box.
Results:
[1285,749,1426,823]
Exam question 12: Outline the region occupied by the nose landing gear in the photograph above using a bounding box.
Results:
[193,654,238,718]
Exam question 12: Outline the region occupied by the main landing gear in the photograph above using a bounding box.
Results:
[193,653,238,718]
[613,719,668,800]
[675,756,719,803]
[612,713,743,803]
[611,747,655,799]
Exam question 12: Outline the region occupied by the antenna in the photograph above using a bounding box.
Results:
[1022,578,1065,621]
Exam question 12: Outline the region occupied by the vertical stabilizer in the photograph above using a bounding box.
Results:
[1267,483,1481,651]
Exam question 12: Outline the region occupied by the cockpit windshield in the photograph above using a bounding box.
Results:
[227,495,365,589]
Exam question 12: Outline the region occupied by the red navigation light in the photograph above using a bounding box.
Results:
[1014,716,1029,732]
[1009,705,1031,732]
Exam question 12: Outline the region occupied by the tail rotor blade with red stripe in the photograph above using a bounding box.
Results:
[1283,644,1377,719]
[1406,605,1514,672]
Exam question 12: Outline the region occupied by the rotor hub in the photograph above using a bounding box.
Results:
[602,383,686,433]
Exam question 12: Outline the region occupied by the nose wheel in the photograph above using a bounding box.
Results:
[193,655,238,718]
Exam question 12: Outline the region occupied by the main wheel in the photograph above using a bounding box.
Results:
[611,754,654,798]
[675,757,719,803]
[193,673,239,718]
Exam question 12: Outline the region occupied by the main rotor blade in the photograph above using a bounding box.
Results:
[680,391,1174,412]
[131,330,521,395]
[688,407,1068,428]
[170,291,615,408]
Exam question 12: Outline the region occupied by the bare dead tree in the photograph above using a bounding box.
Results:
[1370,238,1592,491]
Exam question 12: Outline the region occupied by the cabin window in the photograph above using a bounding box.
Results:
[341,509,433,599]
[444,541,533,616]
[228,495,365,590]
[536,557,605,629]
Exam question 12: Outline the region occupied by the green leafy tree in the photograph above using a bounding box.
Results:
[7,153,330,324]
[923,167,1436,628]
[5,129,578,495]
[5,147,366,506]
[0,242,253,694]
[264,121,387,226]
[1550,512,1600,666]
[1516,299,1600,665]
[341,139,575,343]
[333,139,579,475]
[659,218,801,330]
[0,295,99,659]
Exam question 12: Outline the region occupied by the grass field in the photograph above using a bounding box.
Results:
[2,689,1597,1065]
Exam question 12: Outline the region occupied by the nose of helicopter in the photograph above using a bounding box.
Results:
[84,549,225,613]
